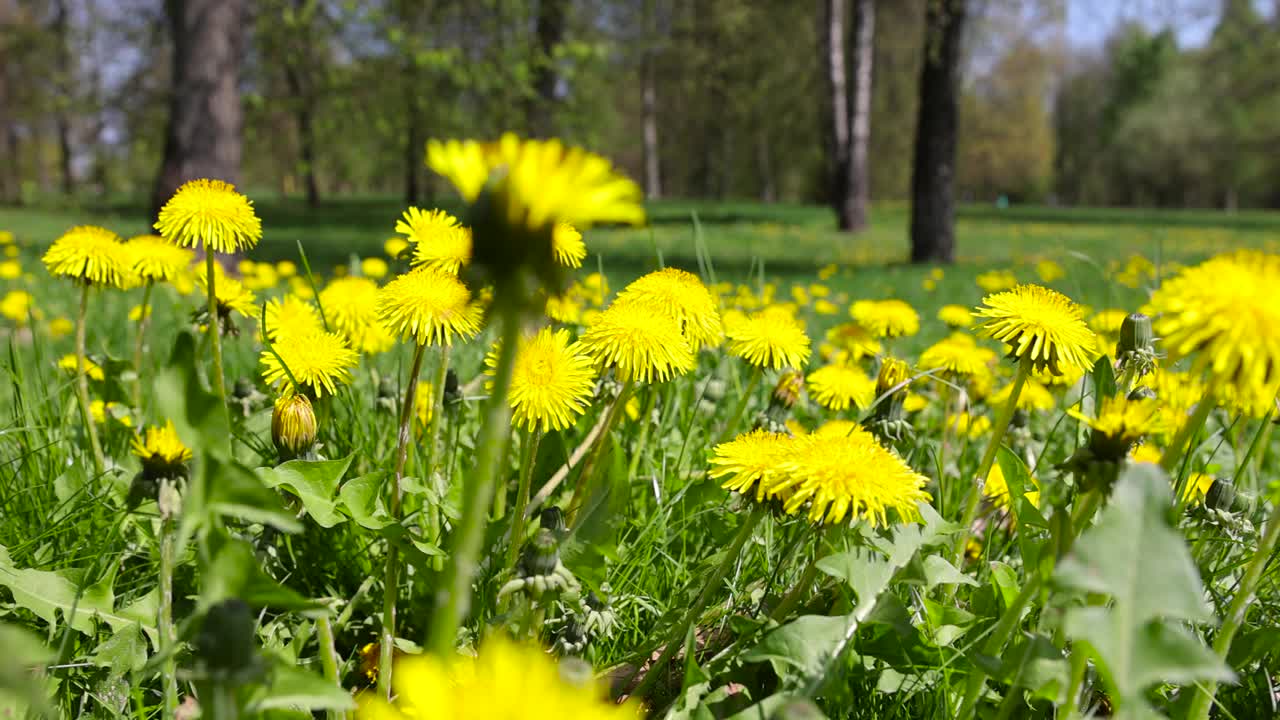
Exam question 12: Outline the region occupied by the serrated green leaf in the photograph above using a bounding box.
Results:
[246,662,356,712]
[996,448,1048,529]
[0,547,145,637]
[258,455,353,528]
[816,549,894,614]
[337,472,391,529]
[92,624,148,674]
[742,614,852,681]
[989,561,1020,611]
[921,555,977,590]
[206,457,303,533]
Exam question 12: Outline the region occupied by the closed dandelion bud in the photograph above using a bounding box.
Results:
[1127,386,1157,402]
[195,599,260,683]
[1205,478,1237,512]
[520,528,560,578]
[1117,313,1153,356]
[443,367,461,407]
[771,370,804,410]
[539,506,566,534]
[876,357,911,399]
[272,394,318,460]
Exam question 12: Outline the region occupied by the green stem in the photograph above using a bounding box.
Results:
[205,252,230,442]
[768,552,822,622]
[628,506,765,701]
[1231,412,1273,490]
[75,283,105,475]
[956,573,1044,719]
[158,514,177,718]
[378,342,427,698]
[1160,397,1215,473]
[1186,498,1280,720]
[427,307,522,657]
[626,389,659,483]
[566,379,634,527]
[715,366,762,445]
[505,429,543,574]
[132,280,154,410]
[1117,363,1137,396]
[1062,644,1089,720]
[423,346,451,571]
[951,356,1031,564]
[316,615,345,720]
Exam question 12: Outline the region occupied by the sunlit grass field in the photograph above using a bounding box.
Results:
[1,197,1278,719]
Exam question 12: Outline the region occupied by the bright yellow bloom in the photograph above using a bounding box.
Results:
[919,334,996,378]
[154,179,262,253]
[426,133,645,231]
[356,637,636,720]
[990,378,1055,411]
[261,329,358,397]
[616,268,723,350]
[1036,259,1065,283]
[850,299,919,339]
[127,235,193,283]
[579,299,695,383]
[552,222,587,268]
[1129,444,1214,503]
[814,299,839,315]
[1148,250,1280,407]
[938,304,974,328]
[90,400,132,427]
[1069,395,1166,460]
[131,420,192,477]
[319,276,395,354]
[273,394,318,457]
[59,354,104,381]
[276,261,298,278]
[947,412,992,440]
[128,305,151,322]
[195,265,256,318]
[806,364,875,412]
[264,294,324,343]
[48,317,74,338]
[975,284,1099,376]
[708,429,797,502]
[0,260,19,279]
[399,207,472,275]
[0,230,12,245]
[361,257,389,279]
[545,293,583,324]
[824,322,882,361]
[489,327,597,432]
[43,225,133,288]
[985,463,1040,509]
[1090,309,1128,336]
[385,237,410,260]
[818,263,838,280]
[727,307,811,370]
[976,269,1018,293]
[377,267,483,346]
[1,290,33,324]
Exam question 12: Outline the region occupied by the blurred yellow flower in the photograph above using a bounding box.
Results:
[1,290,33,324]
[321,276,395,354]
[984,463,1040,509]
[937,304,973,329]
[0,260,20,279]
[48,317,74,338]
[850,299,919,339]
[1035,259,1065,283]
[400,207,471,275]
[385,237,409,259]
[264,294,325,343]
[976,269,1017,293]
[361,257,390,279]
[807,364,875,411]
[552,222,587,268]
[59,354,104,381]
[616,268,723,350]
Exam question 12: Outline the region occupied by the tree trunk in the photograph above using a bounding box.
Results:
[404,66,421,207]
[151,0,247,220]
[529,0,567,137]
[52,0,74,196]
[845,0,875,231]
[909,0,966,264]
[0,0,18,205]
[641,0,662,199]
[823,0,851,228]
[284,63,320,207]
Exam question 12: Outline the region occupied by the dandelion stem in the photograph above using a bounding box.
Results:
[75,283,105,475]
[1186,498,1280,720]
[566,379,634,527]
[506,428,543,574]
[158,512,177,718]
[626,389,658,484]
[132,280,154,410]
[205,251,230,442]
[379,341,427,698]
[428,305,521,658]
[951,356,1031,564]
[768,552,821,622]
[628,505,765,701]
[1160,397,1215,473]
[316,614,345,720]
[715,366,762,445]
[423,346,451,570]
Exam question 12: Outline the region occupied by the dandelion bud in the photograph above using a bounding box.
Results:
[443,367,461,407]
[519,528,560,578]
[876,357,911,398]
[771,370,804,410]
[1117,313,1153,356]
[539,506,566,534]
[195,599,260,683]
[1127,386,1157,402]
[272,394,318,461]
[1205,478,1237,512]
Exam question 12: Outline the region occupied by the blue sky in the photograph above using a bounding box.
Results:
[1064,0,1270,49]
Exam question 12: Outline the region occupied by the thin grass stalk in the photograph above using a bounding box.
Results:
[378,341,428,698]
[768,552,822,622]
[626,389,658,483]
[566,379,634,526]
[315,615,345,720]
[950,356,1031,564]
[132,280,154,410]
[204,252,230,434]
[422,346,450,558]
[628,506,765,701]
[505,428,543,574]
[75,283,105,475]
[158,513,177,718]
[427,307,521,657]
[1186,497,1280,720]
[715,366,762,446]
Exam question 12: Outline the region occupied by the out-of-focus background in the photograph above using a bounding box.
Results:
[1,0,1278,268]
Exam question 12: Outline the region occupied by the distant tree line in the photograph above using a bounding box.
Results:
[1,0,1278,261]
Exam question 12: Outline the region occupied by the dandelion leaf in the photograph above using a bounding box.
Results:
[258,455,353,528]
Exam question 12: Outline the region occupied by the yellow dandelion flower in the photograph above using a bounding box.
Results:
[814,419,863,437]
[377,267,483,346]
[90,400,132,427]
[813,299,838,315]
[552,222,587,268]
[773,429,932,527]
[361,257,389,279]
[1129,444,1213,503]
[850,299,919,339]
[976,269,1018,293]
[1036,259,1065,283]
[131,420,192,478]
[49,317,74,338]
[0,260,20,279]
[42,225,133,288]
[1147,250,1280,404]
[903,392,928,413]
[545,293,583,324]
[975,284,1099,376]
[938,304,973,329]
[59,354,104,381]
[154,179,261,253]
[264,294,324,342]
[727,307,811,370]
[990,378,1055,411]
[385,237,410,260]
[128,305,151,322]
[579,299,695,383]
[1,290,33,324]
[195,265,256,318]
[807,364,875,411]
[127,234,193,284]
[824,322,882,361]
[1090,308,1128,336]
[708,428,795,502]
[0,230,12,245]
[319,276,395,354]
[919,334,996,378]
[426,133,645,231]
[399,207,472,275]
[356,637,636,720]
[261,329,358,397]
[488,327,597,432]
[616,268,723,350]
[1069,395,1166,460]
[276,260,297,278]
[947,412,992,440]
[984,463,1040,509]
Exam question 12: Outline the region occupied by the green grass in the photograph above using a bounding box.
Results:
[1,199,1278,719]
